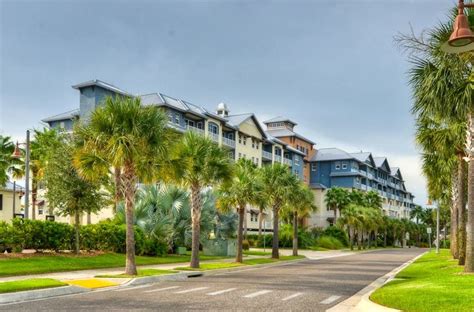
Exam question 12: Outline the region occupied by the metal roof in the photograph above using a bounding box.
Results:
[266,128,316,145]
[72,79,131,96]
[310,148,354,162]
[0,181,25,192]
[263,116,298,125]
[41,109,80,123]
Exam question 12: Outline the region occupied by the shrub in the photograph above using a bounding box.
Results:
[316,236,344,250]
[322,226,348,246]
[242,240,250,251]
[257,234,273,248]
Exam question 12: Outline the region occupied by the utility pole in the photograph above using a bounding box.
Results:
[12,181,16,219]
[436,205,440,254]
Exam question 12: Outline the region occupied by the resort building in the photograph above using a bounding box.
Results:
[308,148,416,228]
[0,181,24,223]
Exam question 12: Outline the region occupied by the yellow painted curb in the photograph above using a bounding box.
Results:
[66,278,119,289]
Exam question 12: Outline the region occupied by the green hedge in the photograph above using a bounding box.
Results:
[0,219,166,256]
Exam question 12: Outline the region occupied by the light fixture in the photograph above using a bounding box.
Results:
[441,0,474,53]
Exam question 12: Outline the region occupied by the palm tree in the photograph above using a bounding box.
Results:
[338,204,362,250]
[364,190,382,209]
[284,181,316,256]
[168,131,233,268]
[397,13,474,271]
[0,135,23,186]
[74,96,171,275]
[217,158,259,263]
[325,187,350,224]
[258,163,296,259]
[410,205,425,224]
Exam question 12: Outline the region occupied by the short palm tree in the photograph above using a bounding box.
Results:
[258,163,296,259]
[325,187,350,224]
[74,96,171,275]
[217,158,260,263]
[0,135,23,186]
[168,131,233,268]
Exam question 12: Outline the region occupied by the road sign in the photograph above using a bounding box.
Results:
[427,227,432,234]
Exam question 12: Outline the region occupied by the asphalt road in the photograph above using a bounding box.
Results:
[1,248,424,311]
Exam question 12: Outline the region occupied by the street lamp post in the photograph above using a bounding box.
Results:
[436,206,440,254]
[442,0,474,53]
[12,130,30,219]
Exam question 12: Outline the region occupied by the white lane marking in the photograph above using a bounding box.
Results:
[206,288,237,296]
[282,292,304,301]
[174,287,209,294]
[320,295,341,304]
[144,286,180,293]
[114,285,153,292]
[243,290,272,298]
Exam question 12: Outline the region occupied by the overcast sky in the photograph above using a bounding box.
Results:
[0,0,455,205]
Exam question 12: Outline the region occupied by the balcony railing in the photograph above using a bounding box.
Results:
[222,137,236,148]
[209,132,219,142]
[186,125,205,136]
[262,151,272,160]
[283,158,293,166]
[274,155,282,163]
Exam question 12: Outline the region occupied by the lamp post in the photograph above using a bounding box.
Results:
[12,130,30,219]
[441,0,474,53]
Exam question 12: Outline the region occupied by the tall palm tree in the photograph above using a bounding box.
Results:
[284,180,316,256]
[217,158,259,263]
[337,204,362,250]
[397,12,474,272]
[410,205,425,224]
[74,96,171,275]
[0,135,23,186]
[325,187,350,224]
[168,131,233,268]
[364,190,382,209]
[258,163,296,259]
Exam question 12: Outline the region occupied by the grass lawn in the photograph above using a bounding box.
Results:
[0,253,224,277]
[243,250,272,256]
[0,278,67,294]
[175,255,305,271]
[96,269,177,278]
[370,250,474,312]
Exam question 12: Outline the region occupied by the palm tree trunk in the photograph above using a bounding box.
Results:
[258,209,263,237]
[333,207,337,224]
[374,229,378,248]
[114,167,122,214]
[384,230,387,248]
[190,183,202,269]
[349,227,354,251]
[243,207,248,239]
[458,155,467,265]
[292,211,298,257]
[74,212,80,254]
[272,205,280,259]
[236,205,245,263]
[357,230,362,250]
[87,212,91,225]
[465,113,474,273]
[123,163,137,275]
[451,168,459,259]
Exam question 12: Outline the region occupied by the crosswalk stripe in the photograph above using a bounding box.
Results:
[282,292,304,301]
[206,288,237,296]
[174,287,209,294]
[243,290,272,298]
[320,295,341,304]
[144,286,180,293]
[114,285,153,292]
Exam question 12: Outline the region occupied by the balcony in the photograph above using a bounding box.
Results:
[283,158,293,166]
[222,137,236,148]
[209,132,219,142]
[262,151,273,160]
[274,155,282,163]
[186,125,205,136]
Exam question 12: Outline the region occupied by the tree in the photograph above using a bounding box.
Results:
[217,158,260,263]
[410,205,425,224]
[338,204,362,250]
[258,163,296,259]
[168,131,233,268]
[325,187,350,224]
[284,180,316,256]
[364,190,382,209]
[0,135,23,186]
[74,96,171,275]
[44,134,104,254]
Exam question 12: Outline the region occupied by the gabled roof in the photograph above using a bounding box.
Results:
[263,116,298,126]
[72,79,131,96]
[286,145,306,156]
[310,148,354,162]
[390,167,404,181]
[0,181,25,192]
[266,128,316,145]
[264,133,305,156]
[373,157,391,173]
[225,113,267,139]
[42,109,80,123]
[350,152,376,167]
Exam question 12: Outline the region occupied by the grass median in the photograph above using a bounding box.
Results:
[175,255,305,271]
[96,269,178,278]
[0,253,225,277]
[0,278,67,294]
[370,249,474,312]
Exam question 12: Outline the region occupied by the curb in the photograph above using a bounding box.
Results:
[0,285,89,305]
[125,272,202,286]
[326,251,427,312]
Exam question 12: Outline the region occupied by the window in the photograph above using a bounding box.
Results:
[227,133,234,140]
[243,138,247,145]
[59,121,65,129]
[238,153,242,159]
[335,162,341,170]
[168,112,173,122]
[252,140,255,148]
[342,162,348,170]
[208,122,219,134]
[196,121,203,129]
[238,135,242,144]
[311,163,317,171]
[295,157,300,166]
[174,114,180,125]
[256,158,259,164]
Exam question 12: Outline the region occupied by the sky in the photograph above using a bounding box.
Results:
[0,0,456,205]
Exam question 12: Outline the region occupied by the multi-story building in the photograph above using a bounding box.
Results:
[0,181,24,222]
[308,148,415,228]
